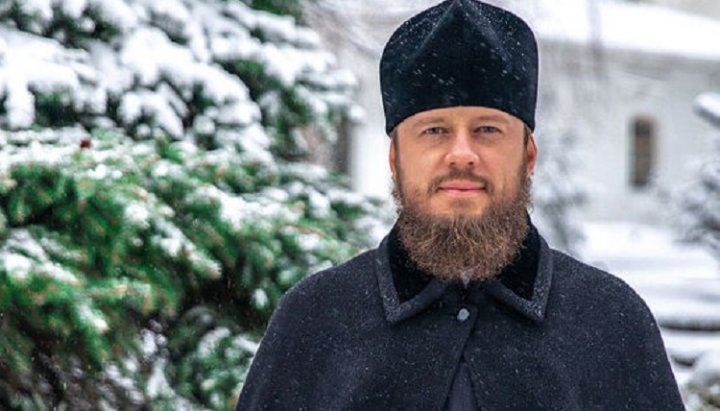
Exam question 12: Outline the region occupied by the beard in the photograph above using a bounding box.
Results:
[393,161,532,283]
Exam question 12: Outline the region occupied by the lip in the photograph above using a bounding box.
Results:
[437,180,486,196]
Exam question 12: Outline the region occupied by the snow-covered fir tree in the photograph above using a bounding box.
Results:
[677,92,720,410]
[679,92,720,259]
[0,0,388,409]
[684,350,720,411]
[530,127,587,254]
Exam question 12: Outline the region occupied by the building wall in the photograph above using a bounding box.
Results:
[539,42,720,222]
[341,46,391,199]
[308,1,720,224]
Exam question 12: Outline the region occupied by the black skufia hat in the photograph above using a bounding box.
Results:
[380,0,538,134]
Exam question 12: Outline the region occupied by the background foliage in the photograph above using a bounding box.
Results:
[0,0,387,408]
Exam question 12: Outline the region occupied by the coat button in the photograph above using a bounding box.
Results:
[456,308,470,322]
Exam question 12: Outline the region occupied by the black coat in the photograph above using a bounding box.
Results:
[236,232,684,410]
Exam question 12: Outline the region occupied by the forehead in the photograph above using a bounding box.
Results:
[400,106,519,128]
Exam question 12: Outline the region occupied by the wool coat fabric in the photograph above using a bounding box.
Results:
[236,231,685,410]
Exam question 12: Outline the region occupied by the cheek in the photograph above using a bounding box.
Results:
[491,152,527,192]
[396,155,432,188]
[401,173,426,195]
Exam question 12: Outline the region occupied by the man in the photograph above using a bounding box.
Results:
[236,0,685,409]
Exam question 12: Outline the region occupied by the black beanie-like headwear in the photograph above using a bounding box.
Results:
[380,0,538,134]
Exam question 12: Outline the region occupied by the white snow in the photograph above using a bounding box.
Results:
[252,289,269,309]
[192,115,215,135]
[307,188,332,218]
[260,45,334,86]
[580,222,718,279]
[0,128,86,174]
[125,203,151,228]
[42,263,81,285]
[696,92,720,126]
[688,350,720,388]
[59,0,89,19]
[1,0,357,146]
[197,327,231,359]
[251,10,302,43]
[215,100,260,127]
[104,363,143,399]
[77,303,110,333]
[21,0,53,23]
[195,185,299,231]
[88,42,134,95]
[150,160,184,179]
[8,229,48,261]
[296,232,322,253]
[120,90,184,138]
[146,358,173,398]
[697,93,720,116]
[0,229,81,285]
[0,27,100,129]
[516,0,720,62]
[3,70,35,129]
[119,28,174,86]
[158,235,182,258]
[579,220,720,386]
[663,329,720,366]
[92,0,140,32]
[231,334,259,355]
[150,218,222,279]
[88,163,110,180]
[579,222,720,330]
[2,253,33,281]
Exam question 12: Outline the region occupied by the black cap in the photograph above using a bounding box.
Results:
[380,0,538,134]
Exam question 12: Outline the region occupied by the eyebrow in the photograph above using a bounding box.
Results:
[411,114,510,128]
[473,114,510,124]
[410,118,445,129]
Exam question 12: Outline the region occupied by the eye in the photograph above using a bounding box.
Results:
[421,126,447,136]
[476,126,501,134]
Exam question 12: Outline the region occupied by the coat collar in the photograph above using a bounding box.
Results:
[374,229,554,325]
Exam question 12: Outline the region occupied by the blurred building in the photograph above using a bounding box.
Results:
[308,0,720,225]
[642,0,720,18]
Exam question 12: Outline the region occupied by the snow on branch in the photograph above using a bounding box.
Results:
[0,0,357,147]
[695,92,720,128]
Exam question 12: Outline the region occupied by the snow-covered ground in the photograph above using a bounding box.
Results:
[579,221,720,386]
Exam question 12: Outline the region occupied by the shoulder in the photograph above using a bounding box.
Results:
[282,247,378,305]
[253,247,381,349]
[543,248,670,364]
[267,247,382,330]
[542,250,683,409]
[236,249,384,408]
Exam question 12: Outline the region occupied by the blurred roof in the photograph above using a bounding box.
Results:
[524,0,720,61]
[309,0,720,61]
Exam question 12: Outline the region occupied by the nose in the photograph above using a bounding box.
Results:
[444,130,479,168]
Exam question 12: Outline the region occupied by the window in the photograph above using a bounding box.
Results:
[630,116,656,189]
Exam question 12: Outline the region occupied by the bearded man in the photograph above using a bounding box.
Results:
[236,0,684,409]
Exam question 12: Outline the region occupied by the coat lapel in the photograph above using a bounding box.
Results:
[375,233,554,325]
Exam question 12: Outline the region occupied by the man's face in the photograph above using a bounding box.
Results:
[389,106,537,281]
[390,106,537,217]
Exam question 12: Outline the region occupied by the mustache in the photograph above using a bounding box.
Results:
[427,168,491,195]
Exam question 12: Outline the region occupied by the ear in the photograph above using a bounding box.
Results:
[389,136,398,179]
[525,133,538,176]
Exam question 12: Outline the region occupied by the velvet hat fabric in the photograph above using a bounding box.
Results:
[380,0,539,134]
